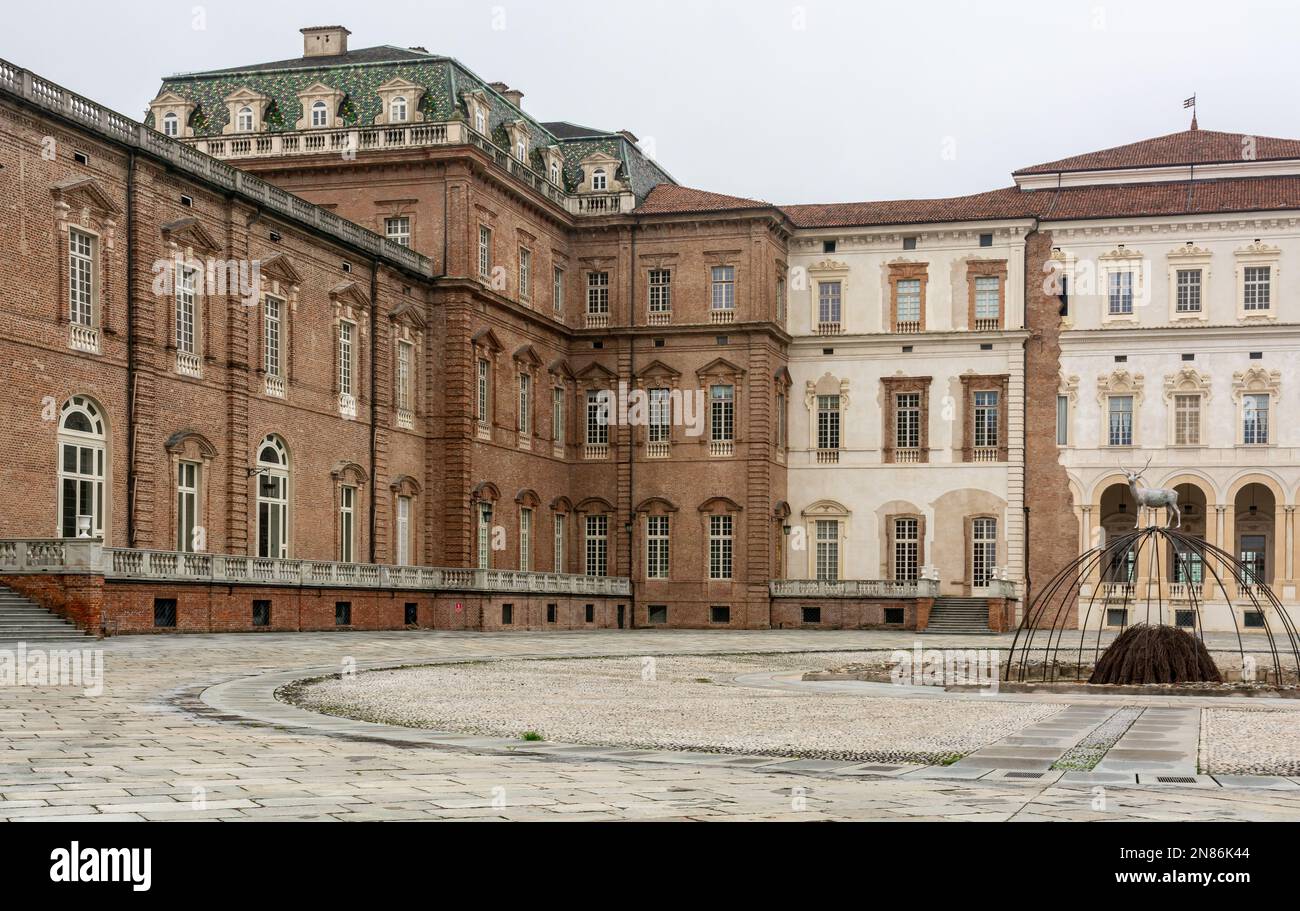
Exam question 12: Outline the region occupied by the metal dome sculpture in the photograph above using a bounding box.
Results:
[1006,525,1300,686]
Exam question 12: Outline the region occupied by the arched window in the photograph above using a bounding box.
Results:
[162,113,179,137]
[591,168,607,191]
[58,397,107,539]
[391,96,407,122]
[311,100,329,128]
[255,435,290,559]
[237,106,254,132]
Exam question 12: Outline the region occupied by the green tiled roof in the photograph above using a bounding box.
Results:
[153,48,674,200]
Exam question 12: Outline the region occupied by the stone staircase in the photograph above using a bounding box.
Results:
[0,584,89,644]
[923,597,993,635]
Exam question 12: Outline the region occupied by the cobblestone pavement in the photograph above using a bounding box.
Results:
[4,630,1300,821]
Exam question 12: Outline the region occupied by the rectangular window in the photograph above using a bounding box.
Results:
[519,507,533,572]
[894,518,919,582]
[648,605,668,625]
[476,359,490,425]
[585,515,608,577]
[711,266,736,311]
[801,606,822,624]
[175,265,197,353]
[815,519,839,581]
[69,229,95,325]
[709,514,733,580]
[710,385,735,442]
[895,279,921,328]
[817,395,840,450]
[972,518,997,587]
[586,390,609,445]
[587,271,610,314]
[818,282,842,326]
[896,392,921,450]
[974,276,1001,327]
[1056,395,1069,446]
[974,391,999,449]
[546,603,557,624]
[1244,394,1270,445]
[648,388,671,443]
[1176,269,1202,313]
[584,603,594,623]
[646,515,670,579]
[154,598,177,629]
[1244,265,1271,311]
[338,321,354,396]
[396,496,411,566]
[396,341,413,415]
[501,604,514,626]
[405,603,418,625]
[478,225,492,278]
[335,602,352,626]
[518,247,531,300]
[552,387,565,446]
[649,269,672,313]
[339,485,355,563]
[518,373,530,434]
[252,600,271,627]
[554,513,566,574]
[1108,271,1134,315]
[385,216,411,247]
[776,277,787,323]
[776,392,787,450]
[1174,394,1201,445]
[710,606,731,624]
[176,461,199,553]
[477,503,493,569]
[1108,396,1133,446]
[553,267,564,314]
[263,296,282,378]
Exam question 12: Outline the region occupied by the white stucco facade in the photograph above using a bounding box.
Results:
[783,221,1032,597]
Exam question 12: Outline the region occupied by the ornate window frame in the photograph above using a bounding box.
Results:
[966,259,1008,331]
[887,260,928,333]
[1234,241,1280,322]
[374,78,425,125]
[221,88,271,135]
[1166,244,1212,323]
[1099,246,1145,326]
[807,259,849,335]
[1163,367,1211,448]
[804,372,849,461]
[801,500,849,582]
[1097,368,1145,448]
[1232,367,1281,447]
[1057,374,1079,449]
[881,375,932,463]
[959,373,1009,462]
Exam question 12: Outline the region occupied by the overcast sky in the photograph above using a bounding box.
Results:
[7,0,1299,204]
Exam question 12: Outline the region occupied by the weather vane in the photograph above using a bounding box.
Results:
[1184,93,1198,128]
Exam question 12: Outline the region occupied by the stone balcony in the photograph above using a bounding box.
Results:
[185,122,637,219]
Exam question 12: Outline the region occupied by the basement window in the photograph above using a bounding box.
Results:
[1244,611,1266,629]
[1175,610,1195,629]
[252,600,271,627]
[584,604,595,623]
[335,602,352,626]
[710,605,731,624]
[153,598,177,628]
[648,604,668,625]
[1106,608,1128,628]
[404,603,418,625]
[884,607,905,625]
[502,604,514,625]
[801,606,822,624]
[546,603,557,624]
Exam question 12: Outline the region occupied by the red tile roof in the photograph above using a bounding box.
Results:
[781,187,1036,228]
[1014,128,1300,175]
[776,176,1300,229]
[635,184,774,216]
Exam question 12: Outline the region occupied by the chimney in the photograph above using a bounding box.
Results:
[489,81,525,110]
[301,25,351,58]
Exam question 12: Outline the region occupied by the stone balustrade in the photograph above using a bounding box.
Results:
[0,540,630,596]
[770,578,939,599]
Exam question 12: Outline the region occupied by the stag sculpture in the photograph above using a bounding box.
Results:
[1122,457,1180,529]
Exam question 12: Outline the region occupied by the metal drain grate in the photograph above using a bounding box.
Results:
[1004,772,1045,779]
[1156,776,1198,784]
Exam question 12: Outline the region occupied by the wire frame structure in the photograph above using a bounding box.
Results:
[1006,526,1300,684]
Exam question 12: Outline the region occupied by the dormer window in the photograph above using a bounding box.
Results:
[550,160,560,184]
[237,106,254,132]
[516,138,527,162]
[311,101,329,128]
[162,113,179,137]
[391,96,408,123]
[475,109,486,134]
[592,168,608,191]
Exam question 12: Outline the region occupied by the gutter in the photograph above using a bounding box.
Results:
[368,259,380,563]
[125,149,137,548]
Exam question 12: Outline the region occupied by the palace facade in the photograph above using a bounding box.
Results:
[1,25,1299,633]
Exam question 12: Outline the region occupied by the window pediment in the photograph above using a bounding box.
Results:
[221,89,271,135]
[512,344,543,368]
[547,358,576,380]
[164,429,218,460]
[802,499,849,519]
[295,83,345,130]
[1097,368,1145,404]
[635,497,679,514]
[471,327,504,355]
[331,460,370,485]
[575,361,617,384]
[52,176,121,219]
[375,78,425,125]
[698,496,743,514]
[634,359,681,385]
[1233,366,1281,400]
[258,252,304,288]
[1163,367,1211,402]
[696,357,745,382]
[330,281,371,322]
[389,300,427,333]
[161,217,221,255]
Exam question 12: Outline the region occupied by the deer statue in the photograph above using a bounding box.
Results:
[1121,457,1181,529]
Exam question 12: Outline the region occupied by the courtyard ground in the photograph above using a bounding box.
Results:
[4,630,1300,821]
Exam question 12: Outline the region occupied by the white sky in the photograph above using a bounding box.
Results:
[8,0,1300,204]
